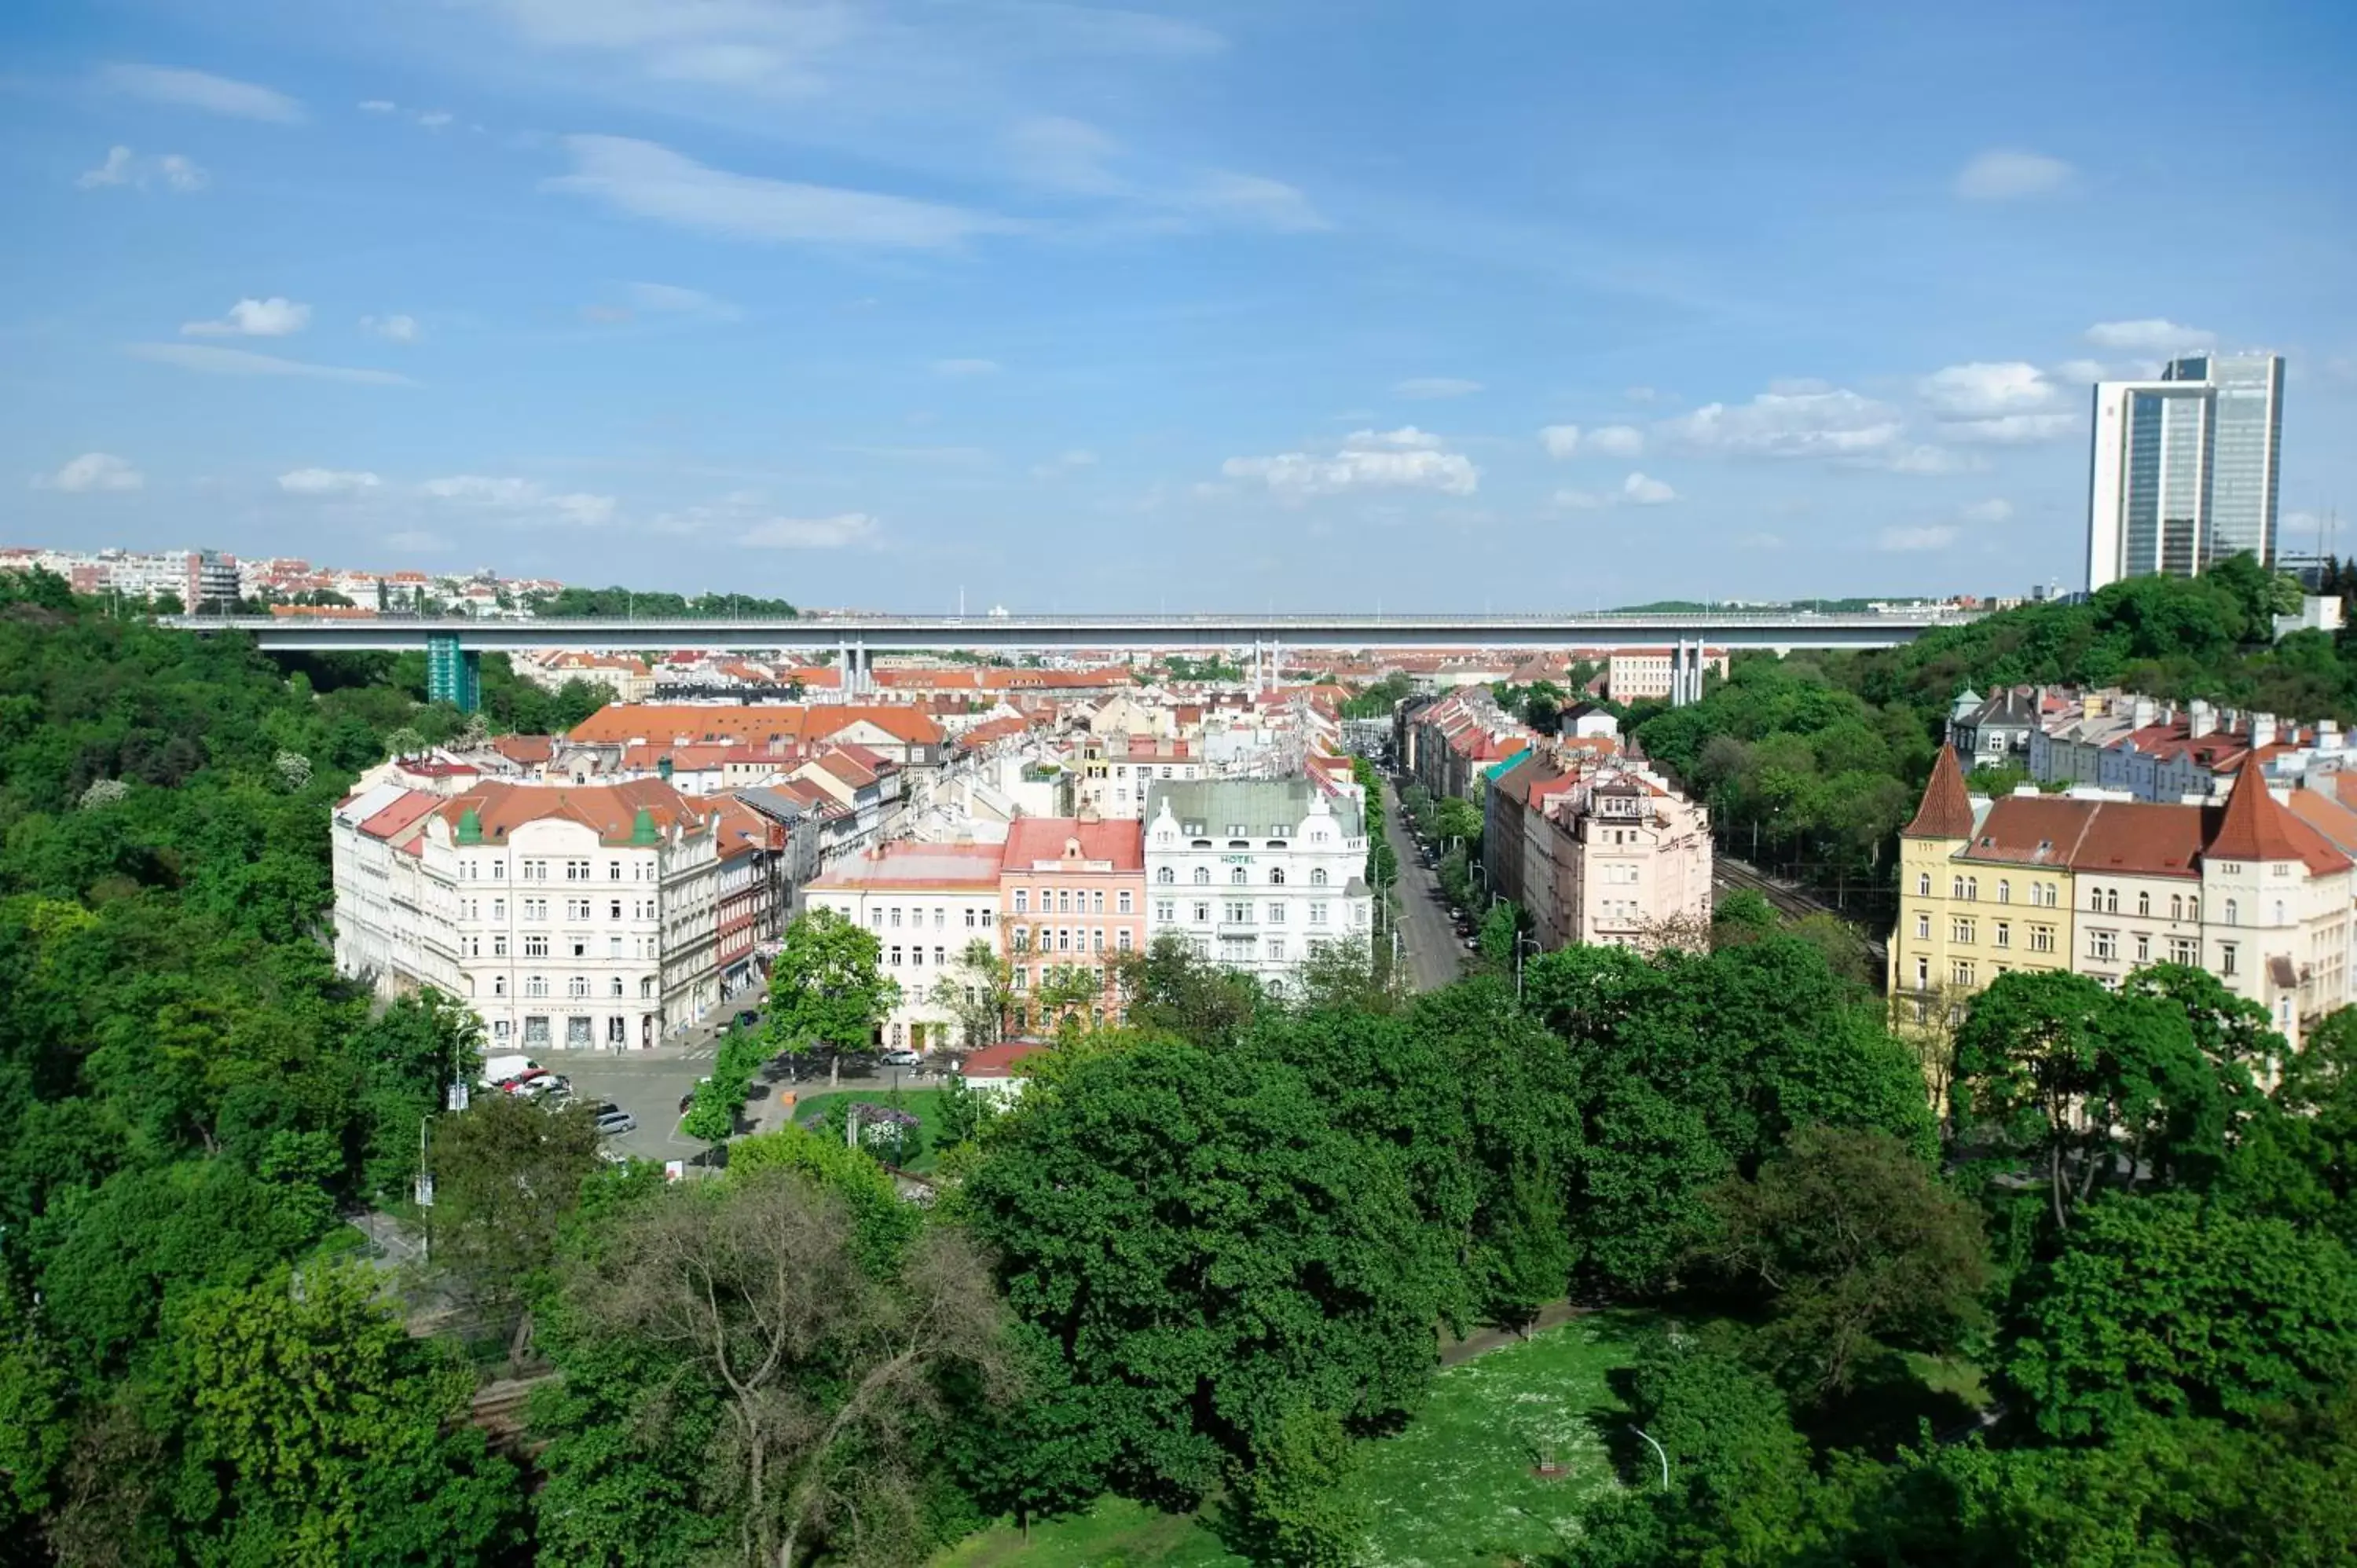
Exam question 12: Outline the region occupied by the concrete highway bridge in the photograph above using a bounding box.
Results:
[166,609,1974,711]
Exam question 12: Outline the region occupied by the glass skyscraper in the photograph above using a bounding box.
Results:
[2085,352,2286,592]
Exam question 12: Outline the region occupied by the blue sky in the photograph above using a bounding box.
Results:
[5,0,2354,610]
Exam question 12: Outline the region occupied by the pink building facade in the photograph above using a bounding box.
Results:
[999,816,1146,1029]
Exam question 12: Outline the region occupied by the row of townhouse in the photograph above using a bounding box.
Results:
[1483,738,1714,951]
[1890,747,2353,1050]
[805,775,1374,1051]
[1397,690,1541,806]
[1948,684,2352,804]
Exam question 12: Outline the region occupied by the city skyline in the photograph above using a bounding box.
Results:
[6,1,2355,608]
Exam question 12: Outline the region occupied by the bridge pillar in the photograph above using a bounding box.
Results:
[426,633,480,712]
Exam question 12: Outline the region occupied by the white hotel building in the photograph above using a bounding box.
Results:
[331,778,722,1050]
[1142,778,1373,990]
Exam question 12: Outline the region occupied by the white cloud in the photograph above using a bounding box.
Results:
[1588,424,1644,458]
[360,313,419,343]
[1659,386,1903,459]
[1183,171,1326,233]
[2084,318,2216,354]
[1625,386,1662,404]
[1879,524,1959,552]
[1552,488,1605,511]
[1948,412,2077,444]
[933,357,1000,377]
[1918,361,2055,419]
[1873,443,1985,475]
[33,452,144,493]
[1960,499,2015,526]
[181,297,311,338]
[1621,471,1677,505]
[101,64,304,124]
[77,146,134,188]
[1394,377,1482,400]
[1540,425,1582,459]
[126,343,416,386]
[739,512,881,549]
[626,281,732,317]
[544,134,1011,249]
[1008,115,1126,195]
[78,145,207,192]
[2050,358,2114,383]
[359,99,398,113]
[1953,148,2073,200]
[420,474,617,526]
[277,467,382,495]
[1031,449,1098,478]
[382,529,452,553]
[416,111,454,130]
[1224,427,1477,498]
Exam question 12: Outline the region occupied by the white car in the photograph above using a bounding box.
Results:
[878,1047,924,1068]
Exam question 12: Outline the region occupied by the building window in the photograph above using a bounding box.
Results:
[1091,929,1105,952]
[1116,929,1133,951]
[1155,900,1175,922]
[1117,890,1133,914]
[1994,921,2011,949]
[566,859,590,881]
[1156,867,1175,885]
[566,899,591,921]
[2220,942,2238,976]
[2088,930,2117,962]
[2104,888,2119,914]
[523,1016,548,1045]
[609,936,623,958]
[1914,912,1930,940]
[1951,918,1974,943]
[1914,956,1929,987]
[1952,876,1967,899]
[1194,866,1211,885]
[1268,937,1286,962]
[1952,960,1975,986]
[891,907,904,927]
[2225,899,2238,927]
[1091,890,1106,914]
[570,937,588,958]
[525,934,549,958]
[1309,901,1329,925]
[889,946,903,966]
[1311,868,1329,887]
[911,946,925,966]
[1056,889,1072,914]
[2169,936,2198,964]
[493,933,508,957]
[525,975,548,998]
[1269,867,1285,887]
[1014,888,1028,914]
[1014,927,1031,952]
[1057,929,1072,953]
[1917,872,1931,896]
[2171,895,2184,921]
[1225,901,1252,924]
[2134,932,2150,963]
[1193,901,1211,923]
[493,976,507,997]
[1998,880,2011,904]
[2030,925,2055,954]
[1269,901,1287,923]
[2275,900,2286,925]
[2137,891,2150,917]
[1227,866,1245,885]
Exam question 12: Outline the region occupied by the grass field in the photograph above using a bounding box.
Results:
[774,1086,953,1173]
[933,1311,1649,1568]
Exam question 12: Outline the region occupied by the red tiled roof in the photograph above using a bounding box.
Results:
[2208,760,2310,866]
[431,778,713,844]
[1904,746,1976,839]
[357,789,443,840]
[959,1040,1050,1078]
[1002,816,1146,871]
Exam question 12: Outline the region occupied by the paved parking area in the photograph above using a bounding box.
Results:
[541,1046,912,1163]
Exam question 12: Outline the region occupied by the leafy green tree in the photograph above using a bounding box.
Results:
[1954,970,2209,1229]
[1704,1126,1990,1397]
[163,1264,525,1566]
[1433,795,1483,847]
[762,907,898,1060]
[2001,1192,2357,1441]
[426,1093,604,1361]
[1105,932,1264,1047]
[962,1039,1446,1506]
[931,936,1014,1051]
[2231,1005,2357,1239]
[1229,1406,1367,1568]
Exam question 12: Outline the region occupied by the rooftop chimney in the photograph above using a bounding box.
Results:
[2132,696,2157,729]
[2252,713,2278,751]
[2189,700,2216,739]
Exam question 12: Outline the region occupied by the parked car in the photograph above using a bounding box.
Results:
[879,1047,924,1068]
[594,1109,638,1138]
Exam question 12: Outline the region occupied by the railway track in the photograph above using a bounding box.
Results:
[1713,855,1888,969]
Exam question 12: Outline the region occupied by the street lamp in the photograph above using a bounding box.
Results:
[1629,1425,1670,1492]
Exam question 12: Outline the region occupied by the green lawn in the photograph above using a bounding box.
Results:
[933,1310,1651,1568]
[773,1086,953,1173]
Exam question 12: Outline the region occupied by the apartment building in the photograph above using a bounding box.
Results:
[803,843,1007,1053]
[1890,747,2351,1048]
[1142,778,1373,987]
[331,778,724,1051]
[1607,647,1727,702]
[1000,816,1146,1028]
[1486,744,1710,951]
[518,650,657,703]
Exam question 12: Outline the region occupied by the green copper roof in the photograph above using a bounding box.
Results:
[455,807,482,845]
[630,805,660,845]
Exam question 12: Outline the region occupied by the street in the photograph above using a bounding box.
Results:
[1379,775,1468,993]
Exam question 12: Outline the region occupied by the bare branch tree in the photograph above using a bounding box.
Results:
[569,1171,1012,1568]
